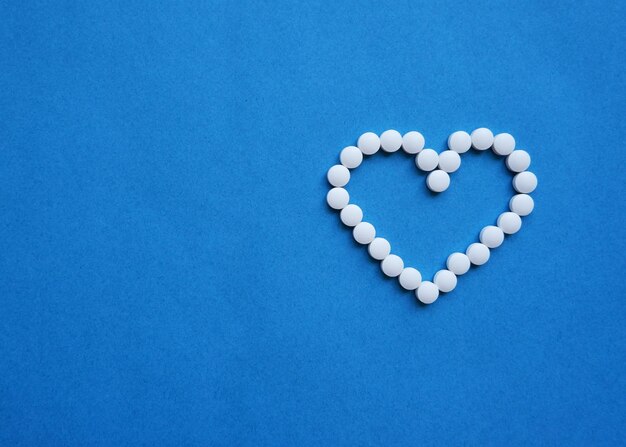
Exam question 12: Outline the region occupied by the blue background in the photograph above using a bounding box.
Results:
[1,1,625,445]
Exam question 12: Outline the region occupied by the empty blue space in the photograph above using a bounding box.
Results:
[1,1,625,445]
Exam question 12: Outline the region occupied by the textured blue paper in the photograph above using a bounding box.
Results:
[1,1,625,445]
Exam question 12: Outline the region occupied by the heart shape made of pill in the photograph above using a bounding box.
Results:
[326,128,537,305]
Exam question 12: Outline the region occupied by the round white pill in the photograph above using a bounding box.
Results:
[434,269,457,293]
[327,165,350,187]
[416,281,439,304]
[368,237,391,260]
[471,128,494,150]
[509,194,534,216]
[497,212,522,235]
[340,204,363,227]
[357,132,380,155]
[416,149,439,171]
[399,267,422,290]
[438,150,461,173]
[327,187,349,210]
[380,129,403,153]
[479,225,505,248]
[446,252,471,275]
[426,170,450,193]
[466,243,490,265]
[340,146,363,169]
[513,171,538,194]
[506,150,531,172]
[402,131,425,154]
[381,254,404,277]
[353,222,376,244]
[492,133,516,156]
[448,131,472,153]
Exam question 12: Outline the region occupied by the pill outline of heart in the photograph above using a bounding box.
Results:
[326,129,537,305]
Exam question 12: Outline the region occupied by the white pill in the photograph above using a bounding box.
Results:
[381,254,404,277]
[448,131,472,153]
[368,237,391,260]
[353,222,376,244]
[416,281,439,304]
[506,150,531,172]
[446,252,471,275]
[497,212,522,235]
[479,225,505,248]
[357,132,380,155]
[340,146,363,169]
[340,204,363,227]
[416,149,439,171]
[471,127,494,150]
[513,171,538,194]
[426,170,450,192]
[509,194,534,216]
[380,129,403,153]
[327,187,349,210]
[399,267,422,290]
[466,243,490,265]
[492,133,516,156]
[434,269,457,293]
[327,165,350,187]
[438,150,461,173]
[402,131,425,154]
